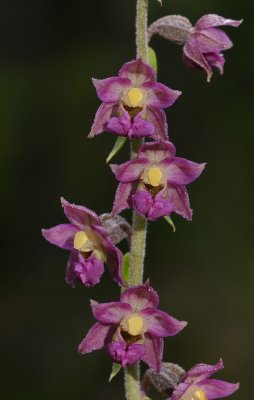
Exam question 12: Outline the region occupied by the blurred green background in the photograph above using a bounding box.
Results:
[0,0,253,399]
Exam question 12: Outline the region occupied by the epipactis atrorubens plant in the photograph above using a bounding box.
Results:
[42,1,242,400]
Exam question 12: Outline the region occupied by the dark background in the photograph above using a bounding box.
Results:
[1,0,253,399]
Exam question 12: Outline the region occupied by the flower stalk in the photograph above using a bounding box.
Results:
[124,0,149,399]
[42,1,242,399]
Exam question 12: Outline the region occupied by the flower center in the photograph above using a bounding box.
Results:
[127,87,143,107]
[147,167,163,187]
[73,231,93,252]
[126,315,144,336]
[191,390,207,400]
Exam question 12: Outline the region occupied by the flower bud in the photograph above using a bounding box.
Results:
[148,15,193,44]
[142,362,185,396]
[100,213,131,244]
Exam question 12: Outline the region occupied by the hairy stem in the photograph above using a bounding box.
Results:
[124,1,149,400]
[136,0,149,60]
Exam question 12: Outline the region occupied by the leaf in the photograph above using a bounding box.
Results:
[156,0,162,5]
[121,253,130,291]
[109,363,122,382]
[163,216,176,232]
[148,47,158,75]
[106,136,127,163]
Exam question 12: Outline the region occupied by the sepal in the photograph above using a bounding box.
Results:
[142,362,185,396]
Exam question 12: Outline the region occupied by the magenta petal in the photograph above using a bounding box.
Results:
[107,111,132,136]
[91,300,132,324]
[75,255,104,287]
[110,159,149,182]
[108,341,145,367]
[120,284,159,311]
[129,112,155,138]
[65,251,79,287]
[199,379,239,399]
[92,76,131,103]
[138,141,176,162]
[61,198,100,228]
[78,322,113,354]
[141,308,187,337]
[197,28,233,52]
[132,190,153,218]
[162,158,206,185]
[146,108,169,141]
[184,36,212,81]
[143,81,182,109]
[42,224,78,250]
[147,201,173,221]
[88,103,115,138]
[119,58,156,85]
[92,224,125,286]
[206,52,225,75]
[169,185,192,220]
[106,244,125,286]
[107,109,155,139]
[185,359,224,382]
[196,14,243,30]
[65,251,104,287]
[112,183,133,215]
[133,190,173,221]
[142,334,163,372]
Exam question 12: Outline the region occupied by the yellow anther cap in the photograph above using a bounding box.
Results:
[192,390,207,400]
[127,88,143,107]
[73,231,89,250]
[127,315,144,336]
[147,167,163,187]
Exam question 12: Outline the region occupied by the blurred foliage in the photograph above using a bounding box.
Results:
[0,0,253,399]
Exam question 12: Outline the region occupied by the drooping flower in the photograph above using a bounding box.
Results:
[183,15,242,81]
[148,14,242,82]
[110,141,205,221]
[88,58,181,141]
[42,198,125,287]
[78,283,187,372]
[169,359,239,400]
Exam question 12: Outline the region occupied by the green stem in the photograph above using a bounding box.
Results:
[135,0,149,61]
[124,1,149,400]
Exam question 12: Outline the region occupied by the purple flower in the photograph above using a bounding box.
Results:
[110,141,205,221]
[88,59,181,141]
[42,198,125,287]
[170,359,239,400]
[183,14,242,81]
[78,283,187,371]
